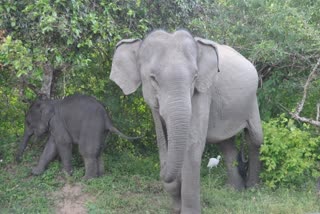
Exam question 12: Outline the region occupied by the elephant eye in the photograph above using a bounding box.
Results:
[150,74,157,82]
[150,75,159,86]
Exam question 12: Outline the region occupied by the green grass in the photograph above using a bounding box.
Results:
[201,179,320,214]
[0,142,320,214]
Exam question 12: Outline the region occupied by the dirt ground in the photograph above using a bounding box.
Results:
[52,183,95,214]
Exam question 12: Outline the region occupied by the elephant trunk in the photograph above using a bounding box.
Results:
[16,128,33,163]
[163,98,191,183]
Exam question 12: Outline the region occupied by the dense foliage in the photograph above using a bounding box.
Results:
[1,0,320,189]
[260,114,320,188]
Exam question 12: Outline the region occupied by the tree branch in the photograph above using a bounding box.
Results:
[289,114,320,126]
[317,103,320,122]
[40,62,54,98]
[290,58,320,127]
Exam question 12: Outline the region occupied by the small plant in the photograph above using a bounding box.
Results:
[260,114,320,188]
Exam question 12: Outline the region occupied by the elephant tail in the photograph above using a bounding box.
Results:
[103,111,141,140]
[237,151,248,180]
[237,136,248,180]
[109,126,141,140]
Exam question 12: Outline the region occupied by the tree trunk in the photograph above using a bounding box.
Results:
[40,62,54,98]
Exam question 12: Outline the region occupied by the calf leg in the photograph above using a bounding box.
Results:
[57,142,73,176]
[79,139,100,179]
[32,136,57,175]
[82,156,99,179]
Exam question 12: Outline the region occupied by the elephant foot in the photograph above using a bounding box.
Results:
[32,166,45,175]
[170,198,181,214]
[83,175,97,180]
[98,171,104,177]
[227,178,245,191]
[163,179,181,214]
[245,172,260,188]
[62,167,73,177]
[171,207,180,214]
[83,173,99,180]
[98,165,105,177]
[246,178,260,188]
[225,168,246,190]
[227,183,245,191]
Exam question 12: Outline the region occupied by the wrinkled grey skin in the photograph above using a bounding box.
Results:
[16,94,136,179]
[110,30,263,213]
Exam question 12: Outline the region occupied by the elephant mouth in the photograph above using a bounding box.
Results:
[33,133,48,145]
[35,127,48,138]
[160,116,168,143]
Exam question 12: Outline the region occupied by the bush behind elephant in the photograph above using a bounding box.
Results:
[16,94,137,179]
[110,30,263,213]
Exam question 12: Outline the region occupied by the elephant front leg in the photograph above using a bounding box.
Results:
[32,136,58,175]
[180,92,210,213]
[181,142,205,214]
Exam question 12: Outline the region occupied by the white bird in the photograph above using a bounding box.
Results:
[207,155,221,169]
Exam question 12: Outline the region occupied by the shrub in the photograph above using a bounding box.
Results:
[260,114,320,188]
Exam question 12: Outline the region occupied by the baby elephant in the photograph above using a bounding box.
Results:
[16,94,137,179]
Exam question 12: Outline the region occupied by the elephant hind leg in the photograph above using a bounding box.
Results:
[218,137,245,190]
[97,155,104,176]
[79,139,101,179]
[245,108,263,188]
[79,147,100,179]
[244,129,262,188]
[82,156,99,179]
[246,101,263,147]
[57,142,73,176]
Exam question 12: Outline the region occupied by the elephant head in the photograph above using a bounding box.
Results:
[110,30,219,182]
[16,99,55,162]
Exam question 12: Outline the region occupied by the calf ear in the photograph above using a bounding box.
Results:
[195,37,220,93]
[110,39,142,95]
[40,102,55,126]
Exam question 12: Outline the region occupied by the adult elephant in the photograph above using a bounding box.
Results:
[110,30,263,213]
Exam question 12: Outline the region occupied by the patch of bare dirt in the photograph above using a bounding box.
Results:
[52,183,95,214]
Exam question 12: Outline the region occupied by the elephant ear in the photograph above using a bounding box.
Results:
[195,37,220,93]
[40,101,55,126]
[110,39,142,95]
